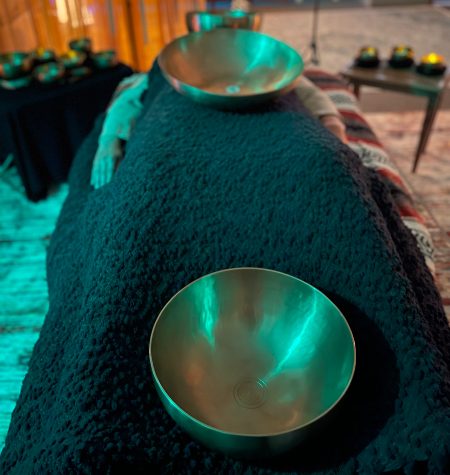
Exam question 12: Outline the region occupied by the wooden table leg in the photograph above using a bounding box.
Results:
[412,94,441,173]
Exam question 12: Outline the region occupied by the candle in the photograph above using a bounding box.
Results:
[355,46,380,68]
[422,53,444,65]
[389,45,414,68]
[417,52,446,76]
[392,45,414,58]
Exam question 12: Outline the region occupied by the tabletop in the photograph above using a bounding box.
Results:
[341,61,448,96]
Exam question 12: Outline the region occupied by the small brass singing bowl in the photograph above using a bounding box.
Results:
[33,62,65,84]
[158,29,304,109]
[223,10,262,30]
[186,10,262,32]
[69,37,92,53]
[0,52,32,80]
[31,48,56,65]
[61,51,86,69]
[150,268,356,458]
[91,50,118,69]
[186,11,224,32]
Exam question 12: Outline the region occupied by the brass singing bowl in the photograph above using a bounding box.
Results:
[69,37,92,53]
[186,10,262,32]
[0,52,32,80]
[61,50,86,69]
[33,62,65,84]
[150,268,356,458]
[31,48,56,64]
[158,29,304,109]
[91,50,118,69]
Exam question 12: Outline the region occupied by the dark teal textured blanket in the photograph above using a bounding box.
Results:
[1,64,449,474]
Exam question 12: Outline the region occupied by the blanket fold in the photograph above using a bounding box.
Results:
[1,63,449,475]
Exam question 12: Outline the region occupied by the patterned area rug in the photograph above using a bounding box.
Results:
[0,168,67,449]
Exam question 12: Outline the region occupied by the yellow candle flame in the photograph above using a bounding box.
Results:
[422,52,444,65]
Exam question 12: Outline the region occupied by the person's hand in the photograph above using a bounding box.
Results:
[90,137,122,189]
[90,74,148,190]
[320,114,348,143]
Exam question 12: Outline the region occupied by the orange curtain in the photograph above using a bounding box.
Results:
[129,0,206,71]
[0,0,38,53]
[0,0,206,71]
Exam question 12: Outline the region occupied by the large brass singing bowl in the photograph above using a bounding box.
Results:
[158,29,304,109]
[186,11,262,32]
[150,268,356,458]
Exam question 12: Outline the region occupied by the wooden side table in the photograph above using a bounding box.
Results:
[340,63,449,172]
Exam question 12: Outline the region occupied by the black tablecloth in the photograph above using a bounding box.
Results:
[0,64,133,201]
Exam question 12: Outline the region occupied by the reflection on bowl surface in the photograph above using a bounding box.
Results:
[150,268,356,458]
[158,29,304,109]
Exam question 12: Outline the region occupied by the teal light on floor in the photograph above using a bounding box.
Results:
[0,166,67,449]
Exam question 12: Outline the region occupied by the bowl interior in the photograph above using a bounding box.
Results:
[159,29,303,99]
[150,268,355,436]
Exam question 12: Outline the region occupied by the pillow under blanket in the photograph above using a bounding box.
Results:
[1,64,449,474]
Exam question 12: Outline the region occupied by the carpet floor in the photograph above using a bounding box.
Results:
[0,170,67,449]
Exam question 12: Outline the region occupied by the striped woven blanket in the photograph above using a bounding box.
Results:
[304,69,434,273]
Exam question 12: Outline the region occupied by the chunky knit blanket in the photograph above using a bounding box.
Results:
[1,64,449,474]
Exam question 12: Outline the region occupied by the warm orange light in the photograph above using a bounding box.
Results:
[422,52,444,65]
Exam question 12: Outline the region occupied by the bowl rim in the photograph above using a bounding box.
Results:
[158,29,304,102]
[149,266,356,438]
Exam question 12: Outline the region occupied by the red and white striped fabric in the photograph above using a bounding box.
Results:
[305,69,435,274]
